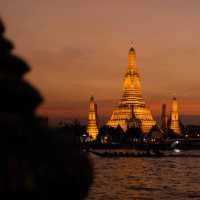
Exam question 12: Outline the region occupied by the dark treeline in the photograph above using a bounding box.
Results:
[57,119,193,145]
[57,119,87,138]
[55,114,200,147]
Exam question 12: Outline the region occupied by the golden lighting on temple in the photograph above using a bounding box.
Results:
[168,97,182,134]
[107,45,156,134]
[87,96,99,140]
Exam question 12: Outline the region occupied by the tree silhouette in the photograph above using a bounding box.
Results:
[0,18,92,199]
[149,125,163,139]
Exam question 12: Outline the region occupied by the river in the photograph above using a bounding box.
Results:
[86,150,200,200]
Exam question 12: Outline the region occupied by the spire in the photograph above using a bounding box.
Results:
[128,42,137,70]
[171,96,178,112]
[87,96,99,140]
[129,41,135,52]
[90,95,94,101]
[169,96,182,134]
[162,104,166,116]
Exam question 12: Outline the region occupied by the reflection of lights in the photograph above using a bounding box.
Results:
[151,138,155,142]
[174,149,181,153]
[185,134,189,138]
[82,134,87,137]
[133,138,138,142]
[197,134,200,137]
[176,140,179,144]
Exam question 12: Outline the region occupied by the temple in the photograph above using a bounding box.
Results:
[168,97,182,134]
[87,96,99,140]
[107,45,156,134]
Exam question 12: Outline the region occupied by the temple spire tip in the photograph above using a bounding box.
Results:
[129,41,135,52]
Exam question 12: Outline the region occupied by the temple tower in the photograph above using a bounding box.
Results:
[87,96,99,140]
[168,97,182,134]
[161,104,168,130]
[107,45,156,134]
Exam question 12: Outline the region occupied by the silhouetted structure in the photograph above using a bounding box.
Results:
[126,126,143,143]
[161,104,168,131]
[97,125,123,144]
[149,125,163,139]
[0,18,92,199]
[127,105,141,129]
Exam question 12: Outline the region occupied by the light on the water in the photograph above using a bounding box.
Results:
[174,149,181,153]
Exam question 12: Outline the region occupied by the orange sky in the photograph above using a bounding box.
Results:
[1,0,200,124]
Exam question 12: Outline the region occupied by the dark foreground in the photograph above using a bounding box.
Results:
[86,150,200,200]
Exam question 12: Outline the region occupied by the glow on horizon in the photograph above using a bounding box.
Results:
[37,99,200,124]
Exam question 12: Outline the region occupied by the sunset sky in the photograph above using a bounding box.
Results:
[1,0,200,124]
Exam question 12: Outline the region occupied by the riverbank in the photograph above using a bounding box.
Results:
[82,138,200,150]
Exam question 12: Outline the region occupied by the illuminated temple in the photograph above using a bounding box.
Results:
[107,45,156,134]
[168,97,182,135]
[87,96,99,140]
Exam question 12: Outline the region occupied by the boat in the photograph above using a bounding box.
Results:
[88,150,200,158]
[88,150,164,158]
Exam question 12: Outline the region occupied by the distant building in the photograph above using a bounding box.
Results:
[107,45,156,134]
[87,96,99,140]
[168,97,182,135]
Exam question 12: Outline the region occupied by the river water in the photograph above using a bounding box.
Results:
[86,150,200,200]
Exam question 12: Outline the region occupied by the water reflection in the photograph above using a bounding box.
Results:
[86,151,200,200]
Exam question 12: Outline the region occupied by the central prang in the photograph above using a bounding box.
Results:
[107,45,156,134]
